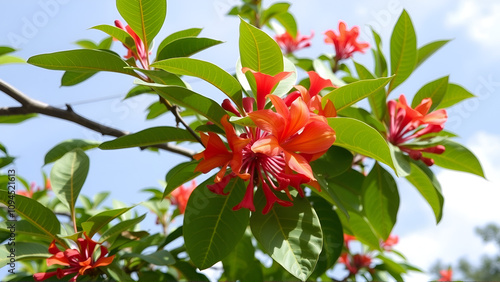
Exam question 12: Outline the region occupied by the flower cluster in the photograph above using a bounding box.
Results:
[18,179,51,198]
[387,95,448,166]
[33,233,115,282]
[170,180,196,214]
[340,234,373,276]
[114,20,149,69]
[194,69,336,213]
[324,21,369,60]
[438,268,453,282]
[275,31,314,55]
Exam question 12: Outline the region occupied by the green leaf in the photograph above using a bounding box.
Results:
[261,2,290,25]
[411,76,449,111]
[0,114,37,124]
[416,40,450,68]
[151,58,242,107]
[250,191,322,281]
[389,10,417,92]
[239,18,284,75]
[156,37,223,61]
[0,55,25,65]
[164,161,201,198]
[61,71,97,86]
[124,85,154,99]
[354,61,387,120]
[0,157,14,169]
[0,46,16,56]
[150,85,227,129]
[362,163,399,239]
[310,196,343,279]
[132,68,186,87]
[0,220,53,241]
[99,127,197,150]
[274,12,297,38]
[0,191,65,247]
[327,117,395,173]
[222,231,264,282]
[98,37,114,49]
[405,160,444,223]
[0,243,51,265]
[146,101,168,120]
[389,143,411,177]
[92,24,137,53]
[28,49,139,77]
[100,213,147,243]
[157,28,203,56]
[313,59,347,87]
[437,83,475,109]
[424,140,484,177]
[371,28,388,77]
[184,177,249,269]
[323,77,392,113]
[311,146,353,179]
[45,139,100,165]
[339,106,386,133]
[75,40,98,49]
[82,207,134,237]
[122,250,175,265]
[173,261,210,282]
[326,169,364,213]
[345,212,382,250]
[116,0,166,50]
[50,149,90,217]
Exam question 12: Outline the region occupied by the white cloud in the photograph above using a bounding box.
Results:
[398,131,500,281]
[446,0,500,50]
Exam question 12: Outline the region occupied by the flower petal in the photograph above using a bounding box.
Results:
[282,121,335,154]
[284,151,315,180]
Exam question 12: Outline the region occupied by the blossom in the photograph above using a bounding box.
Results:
[114,20,149,69]
[381,234,399,251]
[339,253,372,276]
[275,31,314,55]
[438,268,453,281]
[324,21,369,60]
[33,233,115,282]
[18,181,50,198]
[343,234,356,249]
[194,69,335,214]
[170,180,197,214]
[387,95,448,166]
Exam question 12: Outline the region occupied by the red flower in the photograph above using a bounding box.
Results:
[195,69,335,214]
[275,31,314,55]
[324,21,369,60]
[381,234,399,251]
[170,180,197,214]
[34,233,115,282]
[387,95,448,166]
[114,20,149,69]
[343,234,356,249]
[339,253,372,276]
[438,268,453,281]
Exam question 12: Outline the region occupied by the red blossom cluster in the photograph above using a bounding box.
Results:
[170,180,196,214]
[275,31,314,54]
[114,20,149,69]
[194,69,336,213]
[17,179,51,198]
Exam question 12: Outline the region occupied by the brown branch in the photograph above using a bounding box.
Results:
[158,96,204,146]
[0,79,196,159]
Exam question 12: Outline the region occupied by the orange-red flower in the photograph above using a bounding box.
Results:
[438,268,453,281]
[170,180,197,214]
[387,95,448,166]
[114,20,149,69]
[324,21,369,60]
[275,31,314,55]
[33,233,115,282]
[195,69,335,214]
[339,253,373,276]
[381,234,399,251]
[343,234,356,249]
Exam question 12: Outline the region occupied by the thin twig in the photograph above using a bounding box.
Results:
[158,96,204,146]
[0,79,196,159]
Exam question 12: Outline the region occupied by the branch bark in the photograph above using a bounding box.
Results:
[0,79,196,159]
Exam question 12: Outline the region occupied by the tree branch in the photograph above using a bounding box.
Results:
[0,79,196,159]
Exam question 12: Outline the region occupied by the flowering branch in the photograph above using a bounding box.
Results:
[0,79,196,158]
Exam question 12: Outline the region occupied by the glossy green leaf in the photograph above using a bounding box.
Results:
[45,139,100,165]
[310,196,343,279]
[152,58,242,107]
[164,161,201,198]
[424,140,485,177]
[437,83,475,109]
[389,10,417,92]
[0,243,50,265]
[173,261,210,282]
[100,213,147,243]
[0,191,65,247]
[362,163,399,239]
[261,3,290,25]
[0,220,53,241]
[75,39,98,49]
[82,207,134,237]
[371,28,388,77]
[411,76,449,111]
[0,55,25,65]
[311,146,353,179]
[339,106,386,133]
[122,250,175,265]
[157,28,203,56]
[0,157,13,169]
[354,61,387,120]
[416,39,450,68]
[323,77,392,113]
[92,24,137,53]
[239,18,283,75]
[346,212,382,250]
[151,85,227,129]
[146,101,168,120]
[116,0,166,49]
[313,59,347,87]
[274,12,297,38]
[132,68,186,87]
[0,114,37,124]
[0,46,16,56]
[405,160,444,223]
[156,37,223,61]
[184,177,249,269]
[389,143,411,177]
[98,37,114,49]
[124,85,154,99]
[311,175,349,218]
[222,231,264,282]
[99,127,197,150]
[250,191,322,281]
[327,169,364,213]
[28,49,139,77]
[327,117,395,172]
[61,71,97,86]
[50,149,89,217]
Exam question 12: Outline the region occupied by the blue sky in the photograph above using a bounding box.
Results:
[1,0,500,281]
